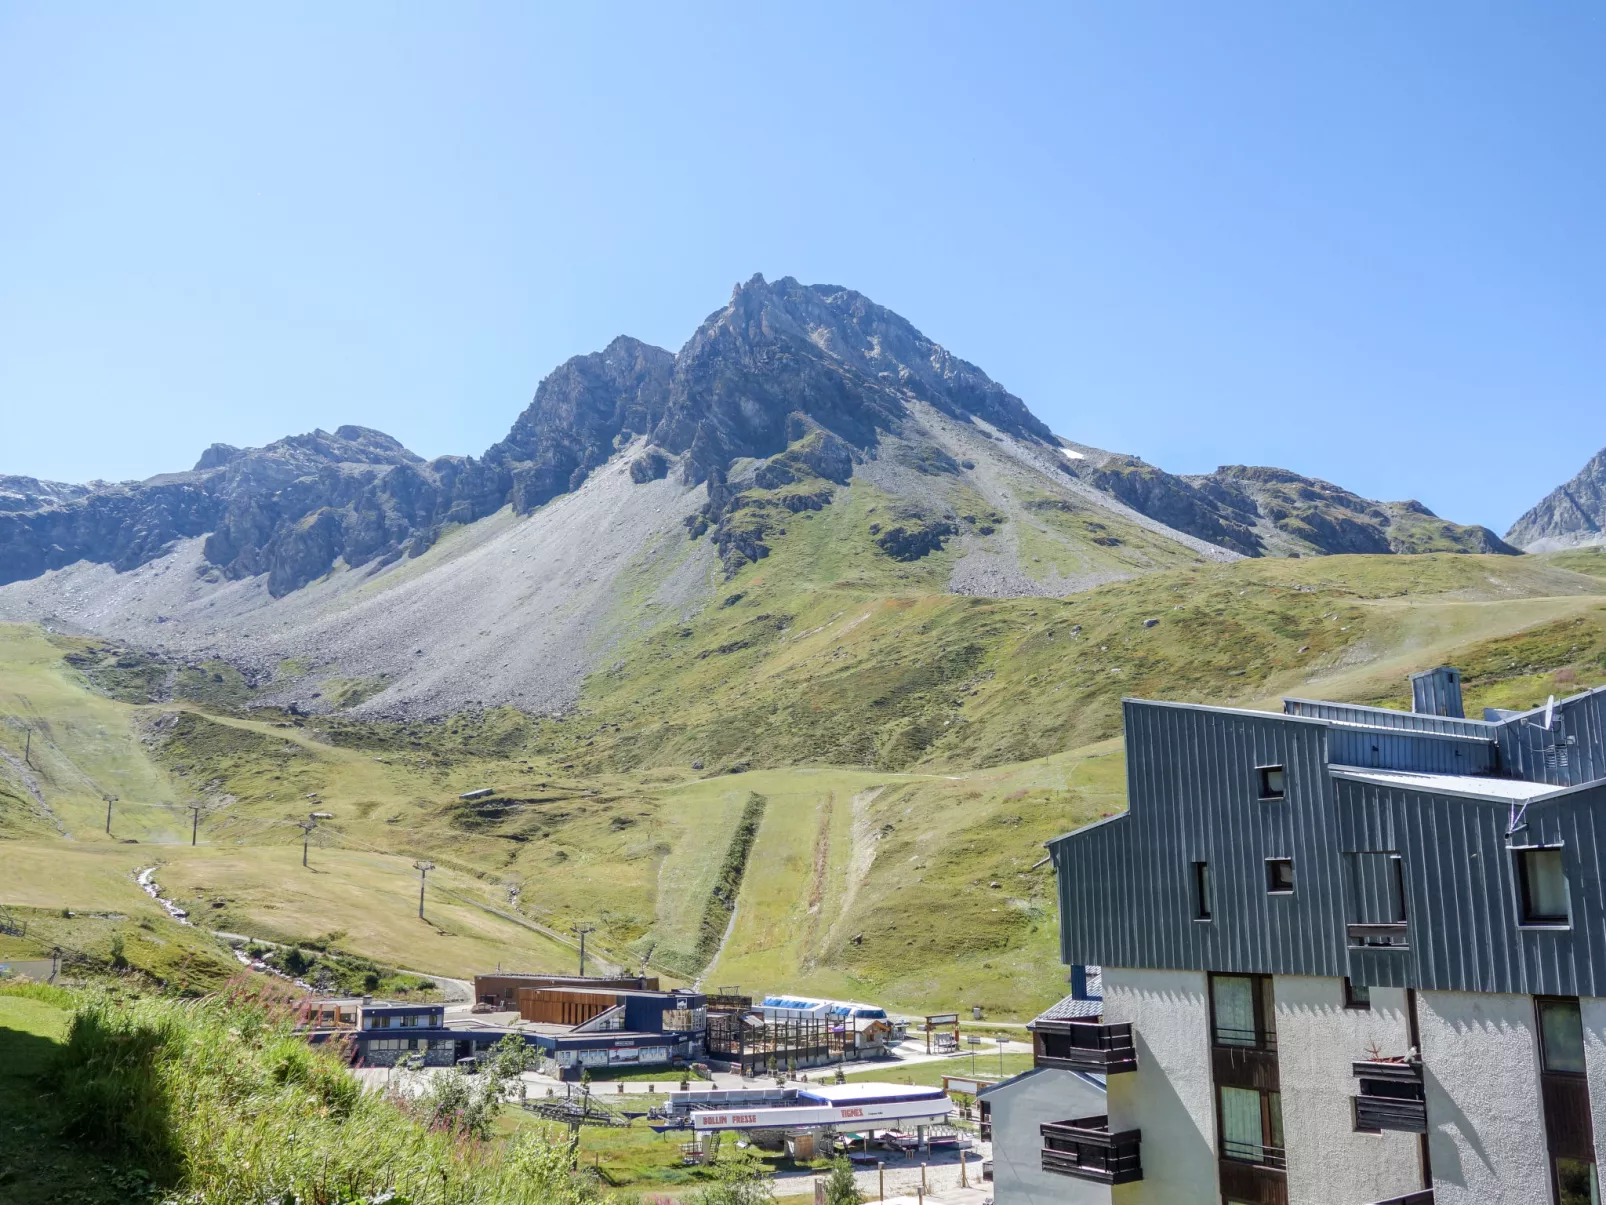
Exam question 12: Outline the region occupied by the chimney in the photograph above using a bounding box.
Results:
[1409,667,1464,718]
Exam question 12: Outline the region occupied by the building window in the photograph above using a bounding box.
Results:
[1266,858,1295,894]
[1218,1084,1285,1168]
[1257,765,1286,800]
[1193,861,1212,921]
[1553,1156,1600,1205]
[1343,978,1371,1010]
[1516,846,1570,925]
[1540,998,1587,1074]
[1211,974,1276,1050]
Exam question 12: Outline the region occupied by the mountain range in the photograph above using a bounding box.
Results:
[0,273,1591,719]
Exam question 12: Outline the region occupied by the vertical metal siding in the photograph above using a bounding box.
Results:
[1055,700,1347,979]
[1326,727,1496,774]
[1052,696,1606,999]
[1283,698,1493,739]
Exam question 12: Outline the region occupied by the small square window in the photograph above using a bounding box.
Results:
[1258,765,1286,800]
[1343,978,1371,1010]
[1266,858,1294,894]
[1516,846,1570,926]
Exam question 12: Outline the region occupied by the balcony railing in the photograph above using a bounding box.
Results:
[1353,1059,1427,1133]
[1040,1116,1142,1185]
[1033,1021,1137,1074]
[1212,1024,1277,1051]
[1347,922,1410,950]
[1220,1138,1287,1170]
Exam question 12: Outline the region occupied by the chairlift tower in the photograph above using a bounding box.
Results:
[413,861,434,919]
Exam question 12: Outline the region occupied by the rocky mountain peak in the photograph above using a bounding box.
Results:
[1507,446,1606,552]
[657,274,1052,486]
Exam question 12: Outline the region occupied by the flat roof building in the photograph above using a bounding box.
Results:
[1032,672,1606,1205]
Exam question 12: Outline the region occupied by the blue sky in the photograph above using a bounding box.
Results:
[2,2,1601,534]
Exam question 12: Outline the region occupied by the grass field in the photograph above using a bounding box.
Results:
[0,984,147,1204]
[838,1052,1036,1087]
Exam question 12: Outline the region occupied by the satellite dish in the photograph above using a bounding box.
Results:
[1544,696,1556,731]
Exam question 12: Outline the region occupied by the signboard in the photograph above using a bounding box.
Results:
[941,1075,999,1096]
[925,1013,960,1027]
[691,1096,950,1131]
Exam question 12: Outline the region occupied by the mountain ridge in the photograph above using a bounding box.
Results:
[0,275,1555,719]
[1507,446,1606,552]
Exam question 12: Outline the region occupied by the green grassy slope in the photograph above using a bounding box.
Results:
[564,542,1604,774]
[5,545,1606,1018]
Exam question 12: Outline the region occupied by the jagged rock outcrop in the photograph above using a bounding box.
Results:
[1507,447,1606,552]
[654,275,1053,485]
[1059,454,1517,559]
[0,476,223,586]
[486,336,675,513]
[0,426,513,596]
[1067,456,1266,556]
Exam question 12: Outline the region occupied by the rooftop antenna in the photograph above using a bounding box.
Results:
[1507,799,1531,838]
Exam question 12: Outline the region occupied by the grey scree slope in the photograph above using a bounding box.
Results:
[0,441,715,718]
[0,425,1229,718]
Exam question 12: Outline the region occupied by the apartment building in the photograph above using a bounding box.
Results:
[1036,668,1606,1205]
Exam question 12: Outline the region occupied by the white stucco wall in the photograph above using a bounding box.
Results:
[1581,997,1606,1171]
[984,1067,1111,1205]
[1417,989,1550,1205]
[1272,976,1421,1205]
[1101,966,1218,1205]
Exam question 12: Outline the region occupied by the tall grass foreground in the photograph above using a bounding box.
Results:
[52,978,599,1205]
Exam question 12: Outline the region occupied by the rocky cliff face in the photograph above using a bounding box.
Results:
[1506,447,1606,552]
[1058,453,1517,558]
[653,275,1053,485]
[0,427,512,597]
[484,336,675,513]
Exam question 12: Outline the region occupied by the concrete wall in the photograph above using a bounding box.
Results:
[1272,976,1421,1205]
[1417,989,1550,1205]
[1102,966,1218,1205]
[1582,996,1606,1171]
[984,1068,1110,1205]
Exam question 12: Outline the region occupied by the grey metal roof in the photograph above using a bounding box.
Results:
[1033,992,1103,1022]
[1329,767,1563,802]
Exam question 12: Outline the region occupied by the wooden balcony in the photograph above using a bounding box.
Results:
[1032,1021,1137,1075]
[1040,1115,1142,1185]
[1218,1151,1287,1205]
[1352,1059,1427,1134]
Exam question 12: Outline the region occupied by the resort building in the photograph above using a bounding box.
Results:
[1028,668,1606,1205]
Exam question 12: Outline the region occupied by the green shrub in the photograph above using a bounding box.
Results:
[50,978,603,1204]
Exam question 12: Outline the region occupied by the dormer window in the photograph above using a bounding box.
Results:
[1515,845,1570,927]
[1258,765,1286,800]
